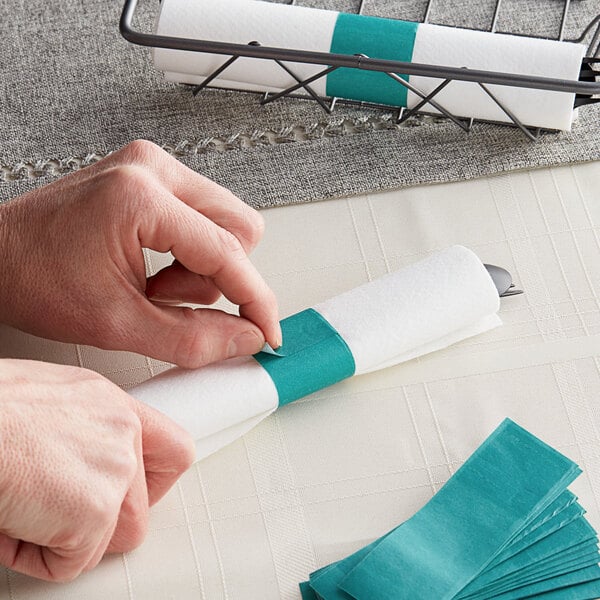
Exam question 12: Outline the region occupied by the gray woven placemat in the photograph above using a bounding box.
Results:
[1,0,598,209]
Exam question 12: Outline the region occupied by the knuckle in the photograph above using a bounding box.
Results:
[245,208,265,245]
[170,310,213,368]
[95,165,156,216]
[112,495,149,553]
[122,513,149,551]
[177,436,197,471]
[104,164,151,194]
[120,139,163,163]
[216,227,245,261]
[168,432,197,472]
[89,373,127,402]
[87,164,167,270]
[75,371,120,405]
[226,206,265,249]
[85,489,124,528]
[116,410,143,447]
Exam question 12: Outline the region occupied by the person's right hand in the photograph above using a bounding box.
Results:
[0,358,195,582]
[0,140,281,369]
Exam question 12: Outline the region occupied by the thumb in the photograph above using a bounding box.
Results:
[124,300,266,369]
[131,398,196,506]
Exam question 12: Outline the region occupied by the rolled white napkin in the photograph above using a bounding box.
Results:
[153,0,586,130]
[131,246,501,460]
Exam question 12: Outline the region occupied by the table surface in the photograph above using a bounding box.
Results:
[1,161,599,599]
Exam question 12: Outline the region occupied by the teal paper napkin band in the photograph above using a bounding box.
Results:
[460,501,588,595]
[461,518,598,598]
[301,420,597,600]
[308,537,389,600]
[327,13,418,107]
[511,490,577,544]
[528,574,600,599]
[253,308,356,406]
[338,419,581,600]
[306,490,578,600]
[489,565,600,600]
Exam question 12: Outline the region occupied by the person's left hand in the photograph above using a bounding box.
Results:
[0,359,196,582]
[0,140,281,368]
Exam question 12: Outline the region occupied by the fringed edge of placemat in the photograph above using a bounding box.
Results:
[0,112,450,182]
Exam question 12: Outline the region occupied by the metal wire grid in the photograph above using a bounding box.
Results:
[416,0,600,52]
[120,0,600,140]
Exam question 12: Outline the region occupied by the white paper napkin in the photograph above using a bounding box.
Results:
[152,0,585,130]
[130,246,501,460]
[153,0,336,94]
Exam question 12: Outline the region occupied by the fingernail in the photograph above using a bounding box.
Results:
[274,325,283,349]
[228,330,264,358]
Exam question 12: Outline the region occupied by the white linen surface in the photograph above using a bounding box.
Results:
[153,0,585,130]
[1,161,599,599]
[130,245,500,460]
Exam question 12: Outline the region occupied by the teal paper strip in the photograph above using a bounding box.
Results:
[306,492,584,600]
[308,537,389,600]
[459,505,590,597]
[491,565,600,600]
[327,13,418,107]
[338,419,581,600]
[253,308,355,406]
[300,581,320,600]
[509,490,577,545]
[491,498,583,566]
[460,518,597,598]
[526,575,600,599]
[469,548,600,600]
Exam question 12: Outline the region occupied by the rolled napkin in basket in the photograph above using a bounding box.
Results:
[153,0,586,130]
[131,246,501,460]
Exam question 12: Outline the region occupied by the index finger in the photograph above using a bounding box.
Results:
[0,532,103,583]
[139,191,282,349]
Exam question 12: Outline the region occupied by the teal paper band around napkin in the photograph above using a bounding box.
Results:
[253,308,355,407]
[338,419,581,600]
[327,13,418,106]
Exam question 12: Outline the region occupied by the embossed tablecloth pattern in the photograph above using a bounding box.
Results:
[1,0,599,208]
[1,161,599,599]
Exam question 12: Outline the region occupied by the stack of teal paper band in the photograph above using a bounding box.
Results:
[300,419,600,600]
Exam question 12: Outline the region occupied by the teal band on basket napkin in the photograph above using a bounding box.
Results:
[253,308,356,407]
[326,13,418,107]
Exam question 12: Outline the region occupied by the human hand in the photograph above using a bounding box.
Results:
[0,140,281,368]
[0,358,195,582]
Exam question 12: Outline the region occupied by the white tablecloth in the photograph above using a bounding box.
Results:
[1,161,599,599]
